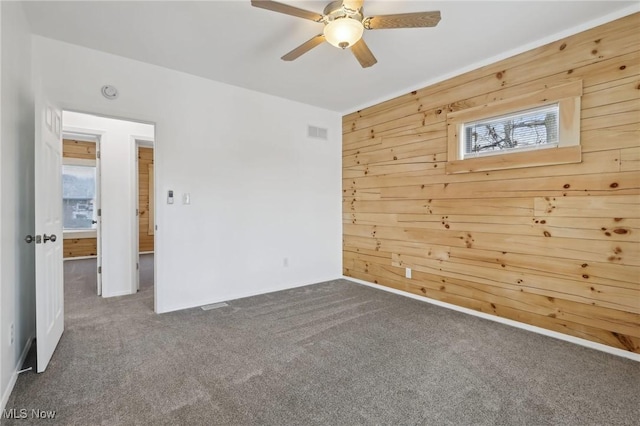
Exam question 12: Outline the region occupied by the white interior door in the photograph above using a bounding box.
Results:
[34,97,64,373]
[96,139,103,296]
[135,144,140,292]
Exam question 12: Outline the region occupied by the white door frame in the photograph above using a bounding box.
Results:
[131,136,154,294]
[61,127,104,295]
[57,108,158,312]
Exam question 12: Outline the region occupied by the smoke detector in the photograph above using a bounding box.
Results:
[101,85,119,100]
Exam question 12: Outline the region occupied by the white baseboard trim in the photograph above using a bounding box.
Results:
[1,335,34,412]
[64,252,154,261]
[344,276,640,362]
[102,289,135,298]
[63,255,97,261]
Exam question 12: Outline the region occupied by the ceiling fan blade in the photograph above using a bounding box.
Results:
[251,0,323,22]
[282,34,325,61]
[364,11,441,30]
[343,0,364,12]
[351,38,377,68]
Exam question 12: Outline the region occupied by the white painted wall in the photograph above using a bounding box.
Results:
[33,36,342,313]
[63,112,154,298]
[1,2,35,410]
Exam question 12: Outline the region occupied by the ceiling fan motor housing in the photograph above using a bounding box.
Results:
[323,1,365,48]
[323,1,363,22]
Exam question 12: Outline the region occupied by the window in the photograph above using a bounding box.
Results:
[463,104,559,158]
[446,81,582,174]
[62,165,97,230]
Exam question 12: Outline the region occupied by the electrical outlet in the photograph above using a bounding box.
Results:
[10,323,14,346]
[283,257,289,267]
[405,268,412,279]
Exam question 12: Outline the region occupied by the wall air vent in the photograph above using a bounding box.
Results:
[308,125,328,140]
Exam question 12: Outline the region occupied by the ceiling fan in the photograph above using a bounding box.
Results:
[251,0,441,68]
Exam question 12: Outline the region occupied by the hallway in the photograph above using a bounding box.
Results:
[63,254,154,313]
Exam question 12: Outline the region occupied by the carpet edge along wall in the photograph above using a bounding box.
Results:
[342,13,640,353]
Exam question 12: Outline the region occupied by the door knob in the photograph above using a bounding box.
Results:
[26,235,43,244]
[43,234,57,243]
[91,220,97,224]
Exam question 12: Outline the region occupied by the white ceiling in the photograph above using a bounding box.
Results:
[22,1,637,112]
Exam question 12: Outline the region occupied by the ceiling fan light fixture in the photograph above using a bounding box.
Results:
[323,17,364,49]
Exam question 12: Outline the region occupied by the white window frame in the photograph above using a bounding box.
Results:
[62,157,97,238]
[462,103,560,159]
[446,80,582,174]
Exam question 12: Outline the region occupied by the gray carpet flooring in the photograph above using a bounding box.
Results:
[4,258,639,425]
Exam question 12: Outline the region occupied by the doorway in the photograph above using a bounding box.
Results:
[60,131,102,299]
[61,111,155,304]
[135,139,155,294]
[33,99,158,372]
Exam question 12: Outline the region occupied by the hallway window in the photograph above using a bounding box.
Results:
[62,165,97,229]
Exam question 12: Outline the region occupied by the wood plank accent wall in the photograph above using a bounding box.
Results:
[138,147,154,252]
[64,238,97,258]
[62,139,96,160]
[63,139,98,258]
[342,14,640,353]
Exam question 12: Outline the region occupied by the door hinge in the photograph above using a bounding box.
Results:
[136,209,139,216]
[136,263,139,270]
[98,209,102,217]
[96,151,101,159]
[98,266,102,274]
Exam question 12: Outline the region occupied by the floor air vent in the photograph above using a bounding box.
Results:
[201,302,229,311]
